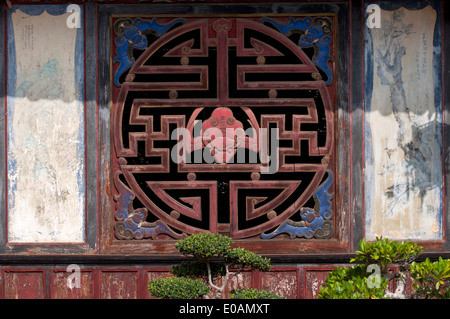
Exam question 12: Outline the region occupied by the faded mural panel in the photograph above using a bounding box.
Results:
[364,3,443,240]
[6,5,85,242]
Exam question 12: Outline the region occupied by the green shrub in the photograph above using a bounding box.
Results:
[231,288,285,299]
[410,257,450,299]
[175,233,233,260]
[174,233,271,272]
[318,237,450,299]
[148,277,210,299]
[225,247,271,272]
[350,237,423,275]
[317,265,388,299]
[318,237,424,299]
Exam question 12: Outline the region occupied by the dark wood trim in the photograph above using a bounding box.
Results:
[0,251,449,265]
[334,0,352,252]
[350,0,364,252]
[85,1,99,254]
[97,2,113,255]
[0,4,6,255]
[443,0,450,251]
[0,253,354,265]
[9,0,348,3]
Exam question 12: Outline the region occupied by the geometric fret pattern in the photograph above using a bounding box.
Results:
[111,16,335,240]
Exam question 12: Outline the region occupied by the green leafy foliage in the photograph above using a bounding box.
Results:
[175,233,233,260]
[231,288,285,299]
[410,257,450,299]
[317,265,389,299]
[174,233,271,271]
[319,237,428,299]
[225,247,271,271]
[148,277,210,299]
[350,237,423,274]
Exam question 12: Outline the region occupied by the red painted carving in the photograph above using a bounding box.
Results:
[111,16,335,240]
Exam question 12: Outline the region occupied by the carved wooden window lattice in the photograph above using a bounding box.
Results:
[111,16,336,242]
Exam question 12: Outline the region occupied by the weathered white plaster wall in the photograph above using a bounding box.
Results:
[365,5,443,240]
[7,8,85,243]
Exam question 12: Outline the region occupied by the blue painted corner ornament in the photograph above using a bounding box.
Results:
[113,170,186,240]
[113,18,185,87]
[261,170,334,239]
[261,17,334,85]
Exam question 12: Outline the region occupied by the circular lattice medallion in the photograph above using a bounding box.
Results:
[112,17,335,240]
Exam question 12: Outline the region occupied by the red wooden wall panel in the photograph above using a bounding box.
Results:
[3,270,46,299]
[303,266,336,299]
[0,265,366,299]
[261,268,300,299]
[101,270,140,299]
[51,270,94,299]
[215,270,254,299]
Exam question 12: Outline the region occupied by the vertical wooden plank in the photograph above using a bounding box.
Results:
[84,1,98,253]
[0,267,4,299]
[403,271,415,297]
[260,269,299,299]
[0,3,5,255]
[351,0,364,250]
[93,269,101,299]
[335,1,352,250]
[51,270,93,299]
[97,4,113,254]
[4,270,45,299]
[444,0,450,251]
[297,266,305,299]
[101,270,139,299]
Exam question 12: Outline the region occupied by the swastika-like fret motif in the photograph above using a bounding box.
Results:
[111,16,335,241]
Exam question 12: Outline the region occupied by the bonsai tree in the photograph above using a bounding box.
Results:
[318,237,450,299]
[148,233,284,299]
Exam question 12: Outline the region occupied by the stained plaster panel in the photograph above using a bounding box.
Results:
[364,3,443,240]
[6,5,85,243]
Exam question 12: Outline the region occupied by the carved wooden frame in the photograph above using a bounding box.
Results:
[98,3,352,256]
